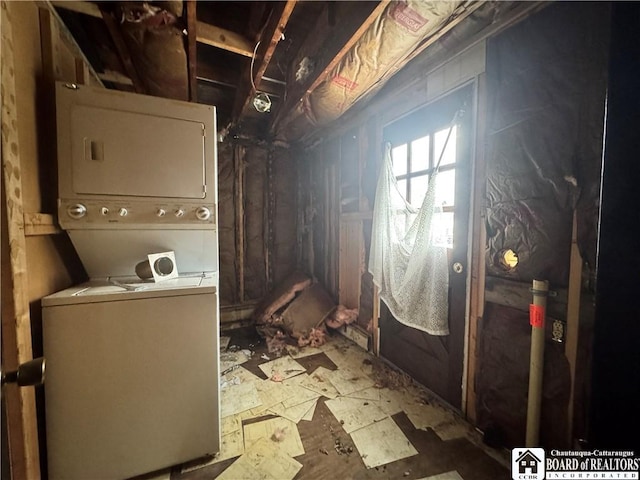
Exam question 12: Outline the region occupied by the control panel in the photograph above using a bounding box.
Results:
[58,199,216,229]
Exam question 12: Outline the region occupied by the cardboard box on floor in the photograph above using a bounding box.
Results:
[281,283,336,338]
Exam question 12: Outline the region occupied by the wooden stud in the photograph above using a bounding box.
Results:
[565,210,583,445]
[232,0,297,122]
[39,2,104,86]
[74,57,90,84]
[265,149,275,291]
[1,2,41,477]
[465,74,487,421]
[99,6,145,94]
[186,0,198,102]
[23,213,62,236]
[338,219,364,309]
[234,145,246,303]
[196,21,255,57]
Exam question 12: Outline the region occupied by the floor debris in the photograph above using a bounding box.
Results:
[209,329,504,479]
[216,437,303,480]
[328,367,376,396]
[324,396,387,434]
[220,382,261,418]
[243,417,305,457]
[219,336,231,351]
[299,367,340,399]
[259,355,307,381]
[350,417,418,468]
[220,349,252,373]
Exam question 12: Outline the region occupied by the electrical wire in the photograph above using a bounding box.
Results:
[250,40,261,92]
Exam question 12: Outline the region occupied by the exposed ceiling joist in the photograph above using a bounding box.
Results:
[186,0,198,102]
[99,7,146,94]
[232,0,297,122]
[196,21,254,58]
[271,0,389,134]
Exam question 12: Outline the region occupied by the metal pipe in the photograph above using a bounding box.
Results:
[526,279,549,446]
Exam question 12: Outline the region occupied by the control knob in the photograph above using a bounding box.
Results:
[195,206,211,221]
[156,208,166,217]
[100,207,109,216]
[67,204,87,219]
[175,209,185,218]
[118,208,128,217]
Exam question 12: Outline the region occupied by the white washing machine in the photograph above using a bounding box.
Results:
[43,83,221,479]
[43,274,219,479]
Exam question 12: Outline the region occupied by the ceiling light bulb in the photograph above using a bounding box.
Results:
[253,92,271,113]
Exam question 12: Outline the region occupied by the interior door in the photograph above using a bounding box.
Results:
[379,85,473,409]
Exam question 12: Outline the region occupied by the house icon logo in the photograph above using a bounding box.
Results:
[511,448,545,480]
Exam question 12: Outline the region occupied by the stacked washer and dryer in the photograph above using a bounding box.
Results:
[42,83,221,479]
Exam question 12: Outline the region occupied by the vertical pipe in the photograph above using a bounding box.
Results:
[526,279,549,446]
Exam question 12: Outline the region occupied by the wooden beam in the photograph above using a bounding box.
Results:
[271,1,388,133]
[186,0,198,102]
[484,276,568,321]
[465,74,487,422]
[232,0,297,122]
[99,7,145,94]
[23,213,62,236]
[1,4,41,477]
[50,0,101,18]
[196,21,254,57]
[234,145,246,303]
[39,2,104,86]
[565,210,583,445]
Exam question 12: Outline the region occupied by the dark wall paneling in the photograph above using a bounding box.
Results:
[479,1,609,449]
[476,302,570,448]
[243,146,268,301]
[270,147,298,288]
[218,142,238,305]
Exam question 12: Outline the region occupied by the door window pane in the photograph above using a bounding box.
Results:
[432,211,454,248]
[435,169,455,207]
[410,174,430,208]
[434,126,457,167]
[411,136,430,172]
[391,144,408,176]
[396,178,408,202]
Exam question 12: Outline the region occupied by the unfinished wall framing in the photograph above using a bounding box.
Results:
[2,2,94,477]
[217,140,298,326]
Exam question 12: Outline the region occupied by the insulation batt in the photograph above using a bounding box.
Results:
[325,305,359,329]
[288,1,462,138]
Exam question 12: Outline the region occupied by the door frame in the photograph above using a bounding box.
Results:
[376,78,479,411]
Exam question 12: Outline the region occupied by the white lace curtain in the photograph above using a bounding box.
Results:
[368,143,450,335]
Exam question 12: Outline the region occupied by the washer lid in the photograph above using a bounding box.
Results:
[42,273,218,307]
